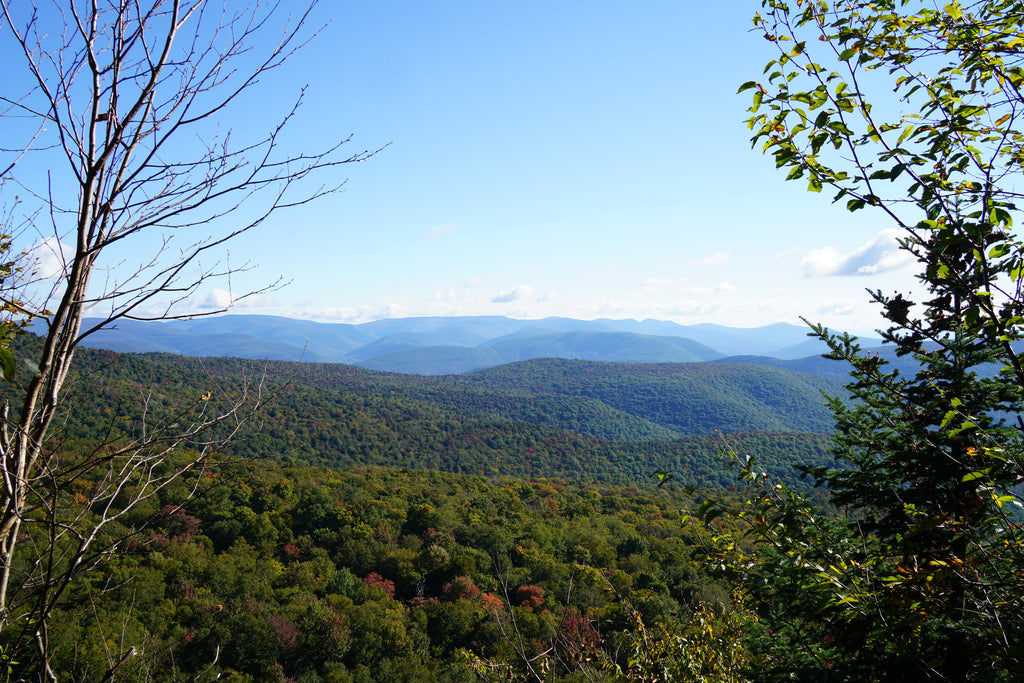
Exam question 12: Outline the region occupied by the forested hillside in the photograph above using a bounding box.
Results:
[3,0,1020,678]
[9,338,836,487]
[0,335,839,681]
[463,358,840,435]
[41,459,741,681]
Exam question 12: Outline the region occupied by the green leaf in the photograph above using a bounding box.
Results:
[0,348,13,382]
[989,244,1011,258]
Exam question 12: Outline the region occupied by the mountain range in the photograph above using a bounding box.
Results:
[54,314,884,375]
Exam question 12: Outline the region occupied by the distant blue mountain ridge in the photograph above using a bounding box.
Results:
[43,314,886,375]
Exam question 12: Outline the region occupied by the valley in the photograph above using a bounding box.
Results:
[8,318,846,680]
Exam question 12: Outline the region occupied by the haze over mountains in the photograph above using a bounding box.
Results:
[63,315,884,375]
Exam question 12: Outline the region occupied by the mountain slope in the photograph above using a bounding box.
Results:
[4,337,841,485]
[460,358,841,435]
[483,330,724,364]
[356,346,504,375]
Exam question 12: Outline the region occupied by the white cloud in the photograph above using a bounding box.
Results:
[586,298,719,319]
[302,307,364,322]
[687,250,731,267]
[429,288,463,302]
[303,301,409,323]
[669,281,736,297]
[773,246,801,261]
[816,300,860,316]
[802,228,913,277]
[192,289,278,310]
[642,276,689,294]
[645,299,720,317]
[25,238,70,279]
[426,223,456,241]
[492,284,534,303]
[195,289,236,309]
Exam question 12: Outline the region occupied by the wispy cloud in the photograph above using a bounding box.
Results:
[194,289,276,310]
[816,300,860,316]
[802,229,912,277]
[492,284,534,303]
[303,301,408,323]
[642,276,688,294]
[687,250,731,267]
[426,223,456,241]
[195,289,235,309]
[585,297,719,319]
[773,246,801,261]
[25,237,70,279]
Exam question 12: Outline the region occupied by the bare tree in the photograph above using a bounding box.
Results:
[0,0,375,677]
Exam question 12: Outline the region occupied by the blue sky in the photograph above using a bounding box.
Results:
[9,1,921,334]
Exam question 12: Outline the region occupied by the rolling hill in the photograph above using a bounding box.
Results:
[6,337,841,486]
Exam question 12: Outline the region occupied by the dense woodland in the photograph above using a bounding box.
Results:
[0,336,836,681]
[40,460,733,681]
[4,0,1024,681]
[22,341,838,488]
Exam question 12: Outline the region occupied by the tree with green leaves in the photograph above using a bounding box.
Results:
[713,1,1024,680]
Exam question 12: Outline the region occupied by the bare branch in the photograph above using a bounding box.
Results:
[0,0,375,674]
